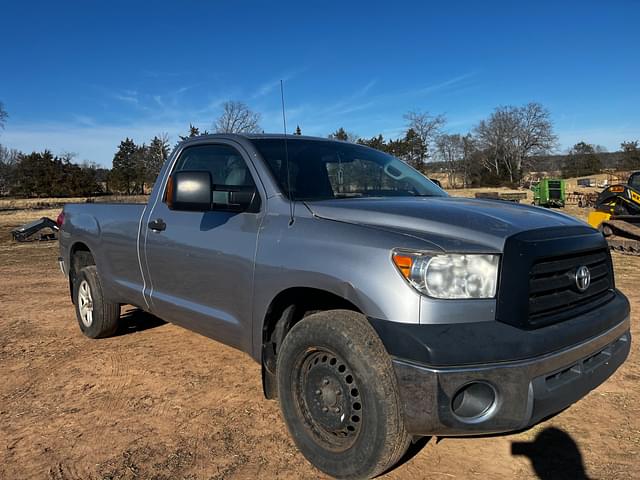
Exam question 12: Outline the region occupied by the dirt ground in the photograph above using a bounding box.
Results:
[0,204,638,480]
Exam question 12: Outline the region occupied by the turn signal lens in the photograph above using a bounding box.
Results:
[165,176,175,209]
[392,253,413,278]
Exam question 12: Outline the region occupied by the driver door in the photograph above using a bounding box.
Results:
[142,142,262,351]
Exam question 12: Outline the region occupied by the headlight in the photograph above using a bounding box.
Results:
[392,251,499,299]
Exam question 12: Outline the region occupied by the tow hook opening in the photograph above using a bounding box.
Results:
[451,381,497,422]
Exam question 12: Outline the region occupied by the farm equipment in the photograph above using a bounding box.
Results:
[11,217,59,242]
[566,191,599,208]
[588,171,640,254]
[474,191,528,203]
[531,179,565,207]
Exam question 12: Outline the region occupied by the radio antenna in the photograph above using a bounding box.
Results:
[280,80,295,225]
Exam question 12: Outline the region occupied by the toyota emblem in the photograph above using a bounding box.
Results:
[575,266,591,292]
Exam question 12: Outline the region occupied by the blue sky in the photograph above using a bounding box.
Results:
[0,0,638,167]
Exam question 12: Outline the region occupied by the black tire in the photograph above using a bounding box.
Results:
[276,310,410,479]
[613,203,630,216]
[73,265,120,338]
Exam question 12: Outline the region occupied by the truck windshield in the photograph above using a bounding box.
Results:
[251,138,446,201]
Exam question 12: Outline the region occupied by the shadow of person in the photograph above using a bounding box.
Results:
[115,308,167,336]
[512,427,590,480]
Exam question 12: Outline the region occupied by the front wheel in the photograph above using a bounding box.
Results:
[277,310,410,479]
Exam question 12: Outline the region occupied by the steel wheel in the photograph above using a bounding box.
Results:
[294,348,363,452]
[277,310,410,479]
[77,279,94,327]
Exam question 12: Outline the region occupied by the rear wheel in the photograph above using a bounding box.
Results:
[73,266,120,338]
[277,310,410,479]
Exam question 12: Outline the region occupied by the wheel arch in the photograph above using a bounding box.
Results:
[68,242,96,303]
[260,287,363,400]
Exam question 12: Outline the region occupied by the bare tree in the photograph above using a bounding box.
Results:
[0,101,8,131]
[474,109,513,178]
[214,101,262,134]
[404,110,446,166]
[0,144,20,195]
[435,133,464,187]
[460,134,478,188]
[474,102,557,183]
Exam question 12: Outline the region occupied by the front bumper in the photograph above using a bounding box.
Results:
[392,316,630,435]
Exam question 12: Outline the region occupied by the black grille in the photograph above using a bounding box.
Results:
[528,249,614,327]
[496,226,614,330]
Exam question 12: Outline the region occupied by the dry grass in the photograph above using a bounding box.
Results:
[0,195,148,212]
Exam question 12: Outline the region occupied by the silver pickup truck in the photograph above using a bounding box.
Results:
[58,134,631,479]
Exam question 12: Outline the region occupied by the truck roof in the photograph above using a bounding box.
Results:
[178,133,344,147]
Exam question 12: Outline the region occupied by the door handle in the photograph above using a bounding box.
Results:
[148,218,166,231]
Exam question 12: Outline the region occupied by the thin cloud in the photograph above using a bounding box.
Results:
[109,90,139,105]
[359,79,377,97]
[413,72,476,96]
[279,73,477,139]
[71,114,97,127]
[251,68,308,99]
[111,93,138,105]
[317,79,379,116]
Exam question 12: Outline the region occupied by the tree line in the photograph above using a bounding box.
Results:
[336,104,639,187]
[1,99,639,197]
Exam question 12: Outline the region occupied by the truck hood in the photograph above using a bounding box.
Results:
[305,196,586,252]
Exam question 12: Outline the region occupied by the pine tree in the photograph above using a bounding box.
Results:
[403,128,427,172]
[179,124,209,142]
[180,124,200,141]
[358,134,388,152]
[329,127,349,141]
[111,138,140,194]
[145,135,170,187]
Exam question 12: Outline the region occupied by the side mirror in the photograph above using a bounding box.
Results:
[167,170,212,211]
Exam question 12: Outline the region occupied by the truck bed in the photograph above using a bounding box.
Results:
[60,202,147,307]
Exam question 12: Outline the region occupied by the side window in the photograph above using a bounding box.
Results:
[172,144,255,187]
[167,144,257,207]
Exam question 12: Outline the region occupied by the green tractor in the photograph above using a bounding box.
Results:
[531,178,566,207]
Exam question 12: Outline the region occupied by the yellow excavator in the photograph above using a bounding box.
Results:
[588,171,640,254]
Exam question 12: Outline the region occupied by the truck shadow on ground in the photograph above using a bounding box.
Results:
[395,427,589,479]
[115,308,167,336]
